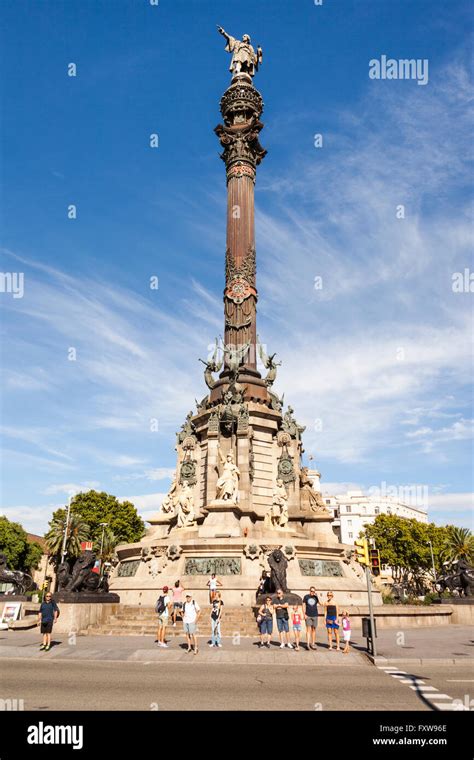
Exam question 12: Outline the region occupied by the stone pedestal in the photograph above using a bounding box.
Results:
[199,501,242,537]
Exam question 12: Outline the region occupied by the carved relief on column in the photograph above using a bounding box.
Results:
[225,245,256,288]
[224,244,257,368]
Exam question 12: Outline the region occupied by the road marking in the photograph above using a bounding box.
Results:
[409,686,437,692]
[446,679,474,682]
[377,665,466,712]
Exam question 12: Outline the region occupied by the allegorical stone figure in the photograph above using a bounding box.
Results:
[216,450,240,503]
[275,479,289,528]
[265,479,289,530]
[176,482,195,528]
[217,26,263,78]
[161,476,178,514]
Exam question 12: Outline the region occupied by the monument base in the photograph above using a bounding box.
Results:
[53,592,120,604]
[256,592,303,606]
[109,533,380,608]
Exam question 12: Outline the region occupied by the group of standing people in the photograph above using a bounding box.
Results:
[155,578,352,655]
[257,587,351,653]
[155,575,224,655]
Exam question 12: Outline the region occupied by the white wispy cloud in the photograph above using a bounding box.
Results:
[120,493,167,513]
[145,467,177,481]
[42,482,101,496]
[1,55,472,533]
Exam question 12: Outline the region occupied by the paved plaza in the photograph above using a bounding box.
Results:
[0,625,472,712]
[1,624,471,665]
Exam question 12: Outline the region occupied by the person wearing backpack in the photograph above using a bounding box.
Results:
[182,593,201,655]
[155,586,172,648]
[38,592,59,651]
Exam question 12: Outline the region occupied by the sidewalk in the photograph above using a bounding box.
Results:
[0,626,472,666]
[361,624,474,666]
[0,628,365,666]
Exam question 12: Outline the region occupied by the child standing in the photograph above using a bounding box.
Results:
[341,610,351,654]
[291,604,303,650]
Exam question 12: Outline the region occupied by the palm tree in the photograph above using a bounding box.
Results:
[446,527,474,563]
[94,526,119,565]
[45,513,90,564]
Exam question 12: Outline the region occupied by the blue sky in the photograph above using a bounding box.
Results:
[1,0,473,534]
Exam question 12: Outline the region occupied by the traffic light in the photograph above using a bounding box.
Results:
[369,548,381,576]
[355,539,369,566]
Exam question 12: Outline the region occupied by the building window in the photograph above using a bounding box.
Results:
[348,532,353,539]
[375,507,379,515]
[325,500,331,505]
[347,520,352,528]
[346,506,351,513]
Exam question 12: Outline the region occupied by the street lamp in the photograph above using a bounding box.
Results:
[99,523,108,576]
[60,491,75,566]
[427,540,437,588]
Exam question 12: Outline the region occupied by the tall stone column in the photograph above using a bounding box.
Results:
[213,73,268,402]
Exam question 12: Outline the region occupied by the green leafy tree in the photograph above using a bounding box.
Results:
[45,513,90,565]
[49,490,145,550]
[0,516,43,572]
[362,514,451,594]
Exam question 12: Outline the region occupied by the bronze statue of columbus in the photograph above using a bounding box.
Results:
[217,26,263,77]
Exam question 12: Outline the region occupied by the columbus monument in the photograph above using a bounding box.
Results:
[110,29,377,607]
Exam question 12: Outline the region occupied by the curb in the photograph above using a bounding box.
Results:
[366,655,471,666]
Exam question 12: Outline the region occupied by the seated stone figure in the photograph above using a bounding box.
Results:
[299,468,329,513]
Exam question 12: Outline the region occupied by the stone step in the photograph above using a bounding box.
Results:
[86,605,258,636]
[90,629,259,638]
[110,614,255,621]
[106,618,254,627]
[106,612,256,621]
[90,623,259,636]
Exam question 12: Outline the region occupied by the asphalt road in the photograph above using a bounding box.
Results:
[375,663,474,711]
[2,659,470,712]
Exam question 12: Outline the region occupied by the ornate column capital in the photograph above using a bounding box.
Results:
[215,78,267,176]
